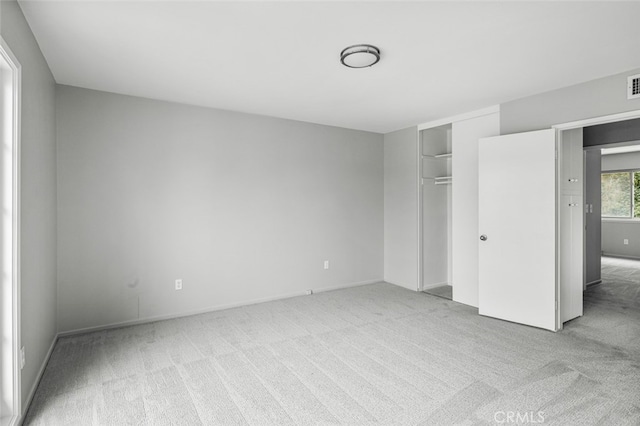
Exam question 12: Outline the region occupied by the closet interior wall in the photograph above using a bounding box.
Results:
[420,125,452,291]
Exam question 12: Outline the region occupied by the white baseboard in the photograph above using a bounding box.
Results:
[20,333,58,424]
[602,253,640,260]
[19,278,384,422]
[422,281,450,291]
[4,412,19,426]
[312,279,382,294]
[586,279,602,287]
[58,278,383,338]
[384,279,419,291]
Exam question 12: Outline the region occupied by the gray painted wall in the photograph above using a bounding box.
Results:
[383,127,418,290]
[584,150,602,284]
[0,0,58,409]
[601,151,640,258]
[602,151,640,171]
[56,85,383,333]
[602,221,640,259]
[501,67,640,134]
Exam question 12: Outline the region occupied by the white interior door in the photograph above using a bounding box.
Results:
[478,129,557,331]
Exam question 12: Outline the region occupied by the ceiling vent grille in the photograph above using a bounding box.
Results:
[628,74,640,100]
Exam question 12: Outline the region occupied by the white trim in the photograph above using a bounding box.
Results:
[586,140,640,152]
[586,279,602,287]
[58,278,383,337]
[555,130,562,331]
[0,36,21,426]
[417,105,500,131]
[416,127,422,291]
[1,412,18,426]
[313,279,381,294]
[421,281,450,290]
[600,143,640,155]
[601,217,640,223]
[601,252,640,261]
[22,279,386,415]
[552,109,640,130]
[384,279,418,292]
[554,108,640,331]
[417,107,499,296]
[20,334,56,423]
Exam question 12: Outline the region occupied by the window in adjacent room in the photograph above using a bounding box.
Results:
[601,171,640,218]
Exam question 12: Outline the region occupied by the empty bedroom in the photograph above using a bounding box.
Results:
[1,1,640,425]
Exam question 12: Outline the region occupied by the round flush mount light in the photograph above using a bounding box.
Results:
[340,44,381,68]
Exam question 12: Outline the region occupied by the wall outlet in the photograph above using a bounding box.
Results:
[20,347,25,369]
[306,289,313,295]
[624,239,629,245]
[175,279,183,290]
[323,260,329,270]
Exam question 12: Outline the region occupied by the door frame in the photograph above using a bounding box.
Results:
[416,105,500,292]
[553,109,640,330]
[0,36,22,425]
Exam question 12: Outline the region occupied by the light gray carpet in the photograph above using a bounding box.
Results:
[24,267,640,425]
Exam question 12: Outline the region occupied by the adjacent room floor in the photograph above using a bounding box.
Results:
[25,266,640,425]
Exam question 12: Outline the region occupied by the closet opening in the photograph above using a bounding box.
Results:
[420,124,452,300]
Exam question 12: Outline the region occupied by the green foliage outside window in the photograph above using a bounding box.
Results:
[601,171,640,218]
[635,172,640,218]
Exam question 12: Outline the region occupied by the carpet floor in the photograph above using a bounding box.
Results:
[24,259,640,425]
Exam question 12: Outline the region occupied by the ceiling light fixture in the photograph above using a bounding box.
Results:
[340,44,381,68]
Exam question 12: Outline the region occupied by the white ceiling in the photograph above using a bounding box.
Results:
[18,1,640,133]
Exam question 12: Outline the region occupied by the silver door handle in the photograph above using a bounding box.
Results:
[569,203,578,207]
[480,235,488,241]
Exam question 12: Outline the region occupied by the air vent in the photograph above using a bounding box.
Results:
[628,74,640,100]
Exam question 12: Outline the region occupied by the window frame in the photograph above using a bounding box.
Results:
[601,169,640,219]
